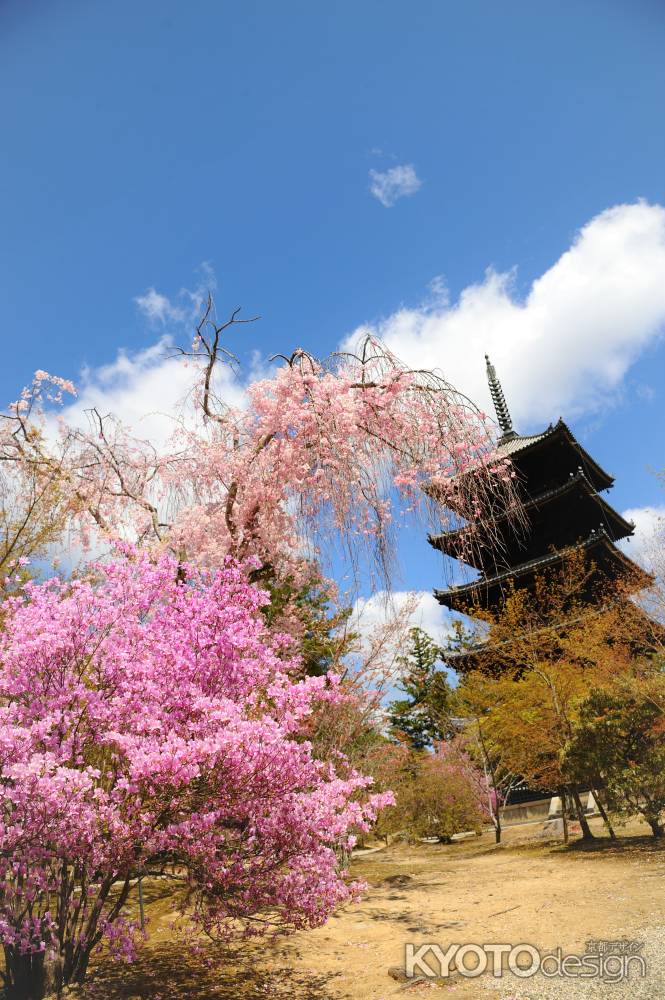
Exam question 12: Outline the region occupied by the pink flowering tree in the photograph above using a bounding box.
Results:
[433,735,494,825]
[2,306,517,608]
[381,741,490,844]
[0,550,389,998]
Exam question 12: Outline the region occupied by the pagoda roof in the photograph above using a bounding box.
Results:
[496,419,614,492]
[477,357,614,492]
[429,470,634,569]
[434,527,650,613]
[425,418,614,513]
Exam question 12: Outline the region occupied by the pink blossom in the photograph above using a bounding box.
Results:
[0,551,387,983]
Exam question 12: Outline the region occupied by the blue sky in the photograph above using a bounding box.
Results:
[2,0,665,638]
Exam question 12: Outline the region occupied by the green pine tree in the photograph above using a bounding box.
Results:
[388,627,454,749]
[256,567,355,677]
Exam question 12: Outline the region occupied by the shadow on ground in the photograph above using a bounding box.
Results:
[564,834,665,856]
[76,944,342,1000]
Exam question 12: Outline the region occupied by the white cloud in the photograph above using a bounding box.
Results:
[54,335,252,453]
[344,201,665,429]
[351,589,454,649]
[134,288,187,325]
[134,261,217,326]
[369,164,422,207]
[347,590,459,694]
[620,505,665,568]
[39,274,253,567]
[55,337,238,448]
[54,266,249,449]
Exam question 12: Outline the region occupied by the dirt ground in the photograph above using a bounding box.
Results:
[72,815,665,1000]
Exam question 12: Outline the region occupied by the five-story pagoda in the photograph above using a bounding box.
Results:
[430,356,650,671]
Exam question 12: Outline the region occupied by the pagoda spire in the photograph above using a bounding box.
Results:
[485,354,517,441]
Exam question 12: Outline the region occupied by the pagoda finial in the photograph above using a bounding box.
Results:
[485,354,516,439]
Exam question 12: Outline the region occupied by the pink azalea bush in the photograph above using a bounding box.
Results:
[0,550,389,997]
[432,737,494,824]
[386,742,491,844]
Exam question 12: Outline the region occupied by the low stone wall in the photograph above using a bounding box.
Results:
[500,797,552,825]
[500,791,598,826]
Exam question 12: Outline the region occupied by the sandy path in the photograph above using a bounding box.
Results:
[68,815,665,999]
[270,817,665,998]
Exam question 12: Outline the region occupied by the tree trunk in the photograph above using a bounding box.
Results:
[571,788,595,840]
[646,817,664,839]
[4,948,60,1000]
[4,940,95,999]
[494,816,502,844]
[593,789,616,840]
[559,787,569,844]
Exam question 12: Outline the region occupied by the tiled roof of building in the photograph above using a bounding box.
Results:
[495,428,551,455]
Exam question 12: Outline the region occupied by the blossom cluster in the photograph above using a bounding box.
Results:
[0,551,390,961]
[161,344,514,584]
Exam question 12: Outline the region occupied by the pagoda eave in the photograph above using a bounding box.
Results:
[435,530,650,614]
[496,419,615,492]
[444,600,665,674]
[429,470,634,572]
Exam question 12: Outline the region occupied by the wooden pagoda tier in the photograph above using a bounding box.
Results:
[485,416,614,493]
[429,469,635,575]
[444,597,663,675]
[434,525,650,615]
[432,355,648,621]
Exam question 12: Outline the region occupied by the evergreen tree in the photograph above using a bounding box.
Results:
[565,672,665,839]
[257,567,354,676]
[388,627,454,748]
